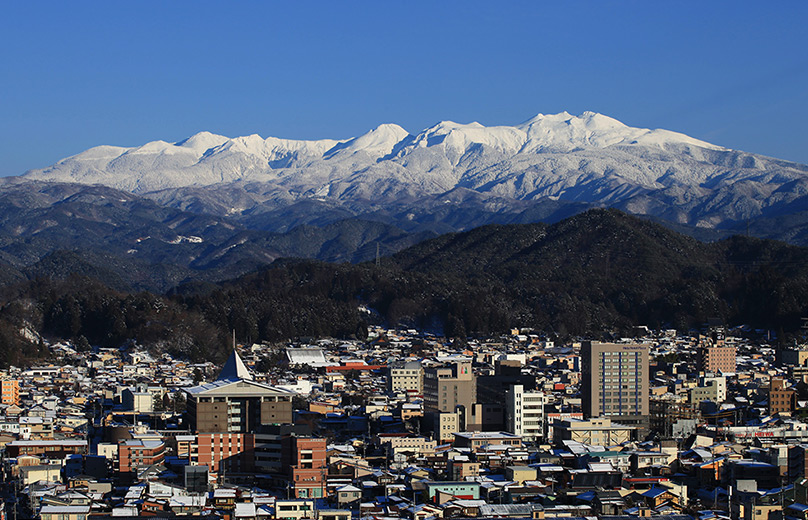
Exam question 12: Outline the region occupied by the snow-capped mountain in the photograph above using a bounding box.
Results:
[19,111,808,230]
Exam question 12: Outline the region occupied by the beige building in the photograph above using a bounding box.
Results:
[423,361,476,418]
[122,384,153,413]
[434,412,460,443]
[274,499,316,520]
[690,376,727,405]
[552,417,635,446]
[581,341,649,428]
[380,436,437,457]
[388,360,423,395]
[697,345,736,373]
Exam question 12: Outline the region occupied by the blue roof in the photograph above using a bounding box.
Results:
[643,487,669,498]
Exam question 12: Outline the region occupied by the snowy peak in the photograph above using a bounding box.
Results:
[175,131,230,151]
[516,110,720,152]
[324,123,410,159]
[407,120,526,156]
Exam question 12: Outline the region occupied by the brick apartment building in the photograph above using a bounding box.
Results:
[697,345,737,374]
[282,436,327,499]
[118,440,166,473]
[192,433,256,476]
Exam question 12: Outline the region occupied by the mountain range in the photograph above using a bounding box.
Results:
[2,209,806,367]
[2,111,808,291]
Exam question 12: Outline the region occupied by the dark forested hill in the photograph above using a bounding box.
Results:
[1,209,807,367]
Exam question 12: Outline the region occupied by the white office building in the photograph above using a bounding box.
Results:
[507,384,545,442]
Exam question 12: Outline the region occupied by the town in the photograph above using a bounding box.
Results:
[2,324,808,520]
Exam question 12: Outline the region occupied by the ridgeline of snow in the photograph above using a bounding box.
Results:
[20,112,808,228]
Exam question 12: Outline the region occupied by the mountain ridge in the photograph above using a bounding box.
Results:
[18,111,808,238]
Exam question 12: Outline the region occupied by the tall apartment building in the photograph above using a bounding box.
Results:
[423,361,476,418]
[1,379,20,406]
[388,360,423,395]
[191,433,256,476]
[506,384,545,442]
[769,377,796,415]
[697,345,736,374]
[581,341,649,429]
[281,436,328,499]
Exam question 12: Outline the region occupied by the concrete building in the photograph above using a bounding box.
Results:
[1,378,20,406]
[581,341,649,429]
[379,435,437,457]
[697,345,736,373]
[506,384,545,442]
[118,439,166,473]
[778,347,808,368]
[192,432,256,476]
[423,361,476,418]
[282,436,327,499]
[434,412,460,443]
[552,417,635,446]
[690,375,727,406]
[184,351,295,433]
[769,377,796,415]
[122,384,153,413]
[452,431,522,451]
[388,360,423,395]
[6,439,87,458]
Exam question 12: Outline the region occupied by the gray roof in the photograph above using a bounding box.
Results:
[217,350,252,381]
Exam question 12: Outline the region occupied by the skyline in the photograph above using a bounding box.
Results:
[2,2,807,177]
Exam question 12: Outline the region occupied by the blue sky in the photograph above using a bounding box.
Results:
[1,2,807,177]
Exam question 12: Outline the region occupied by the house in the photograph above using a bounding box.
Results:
[274,499,316,520]
[39,505,90,520]
[335,485,362,507]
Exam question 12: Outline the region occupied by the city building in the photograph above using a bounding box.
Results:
[282,436,328,498]
[769,377,796,415]
[122,384,153,413]
[452,431,522,451]
[184,351,294,433]
[118,439,166,473]
[192,432,256,476]
[5,439,88,458]
[581,341,649,429]
[434,412,460,443]
[697,345,736,373]
[1,378,20,406]
[423,361,476,419]
[552,417,635,445]
[388,360,423,395]
[506,384,546,442]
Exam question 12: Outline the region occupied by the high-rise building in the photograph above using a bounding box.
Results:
[506,384,545,442]
[697,345,736,374]
[581,341,649,429]
[423,361,476,417]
